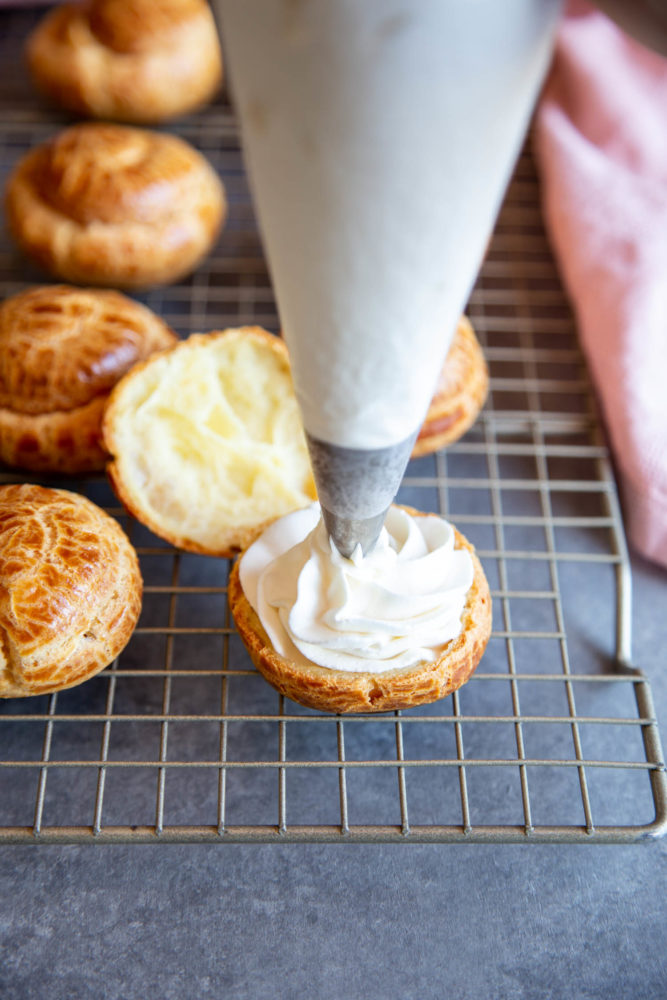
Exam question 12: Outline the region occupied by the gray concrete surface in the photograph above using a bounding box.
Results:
[1,838,665,998]
[1,551,664,1000]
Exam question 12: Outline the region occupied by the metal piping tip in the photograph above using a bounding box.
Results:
[306,430,418,560]
[321,506,388,559]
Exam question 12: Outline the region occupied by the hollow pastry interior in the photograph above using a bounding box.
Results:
[0,483,142,698]
[102,327,317,557]
[229,504,492,714]
[0,285,177,473]
[5,122,226,288]
[103,319,486,554]
[26,0,223,123]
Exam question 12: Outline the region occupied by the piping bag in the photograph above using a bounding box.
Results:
[213,0,561,557]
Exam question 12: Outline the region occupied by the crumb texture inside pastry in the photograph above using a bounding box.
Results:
[102,318,487,553]
[103,328,317,556]
[0,484,142,698]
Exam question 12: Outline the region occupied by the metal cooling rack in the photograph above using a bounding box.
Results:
[0,8,665,844]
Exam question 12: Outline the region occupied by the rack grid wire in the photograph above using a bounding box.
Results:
[0,9,665,844]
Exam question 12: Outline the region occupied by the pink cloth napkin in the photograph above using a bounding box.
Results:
[535,1,667,568]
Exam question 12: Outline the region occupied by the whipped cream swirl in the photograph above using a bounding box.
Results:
[239,503,473,674]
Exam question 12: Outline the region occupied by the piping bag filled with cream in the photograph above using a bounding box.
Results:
[214,0,561,557]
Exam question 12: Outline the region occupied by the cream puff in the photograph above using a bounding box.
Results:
[229,503,492,714]
[5,123,226,288]
[26,0,223,123]
[0,484,142,698]
[102,327,317,556]
[412,315,488,458]
[0,285,177,473]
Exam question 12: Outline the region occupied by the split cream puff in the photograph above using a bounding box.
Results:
[229,503,492,714]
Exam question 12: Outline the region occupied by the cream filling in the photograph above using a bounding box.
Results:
[239,504,474,674]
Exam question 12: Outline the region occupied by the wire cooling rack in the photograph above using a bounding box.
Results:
[0,9,665,844]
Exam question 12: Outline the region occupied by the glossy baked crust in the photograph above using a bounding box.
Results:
[5,123,226,288]
[0,285,176,473]
[26,0,222,123]
[0,484,142,698]
[229,512,492,714]
[412,315,488,458]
